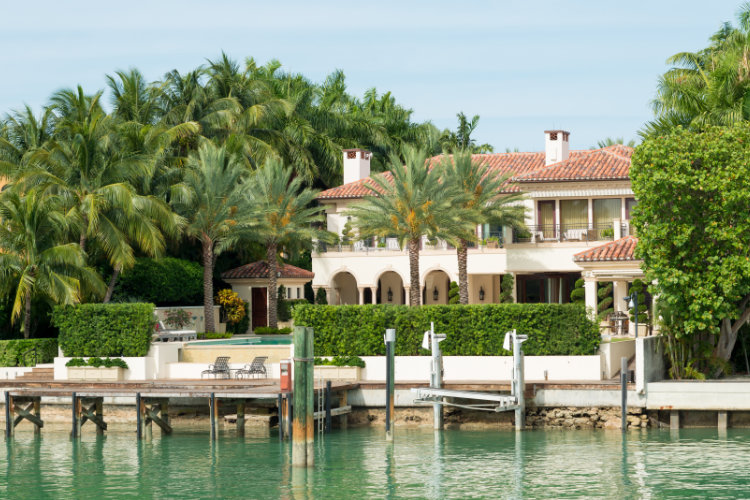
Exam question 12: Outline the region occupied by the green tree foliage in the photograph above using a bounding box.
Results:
[570,278,585,305]
[500,274,515,303]
[642,4,750,137]
[448,281,460,304]
[53,303,154,357]
[631,123,750,377]
[597,282,614,321]
[293,303,600,356]
[0,338,58,367]
[628,279,650,325]
[439,112,494,153]
[114,257,203,306]
[315,288,328,305]
[592,137,637,148]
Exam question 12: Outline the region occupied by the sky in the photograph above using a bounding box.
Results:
[0,1,744,153]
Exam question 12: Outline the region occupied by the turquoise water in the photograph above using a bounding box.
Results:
[195,336,292,346]
[2,426,750,498]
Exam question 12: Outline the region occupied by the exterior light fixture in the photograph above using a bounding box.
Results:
[623,291,639,339]
[479,286,485,301]
[387,287,393,302]
[433,287,439,301]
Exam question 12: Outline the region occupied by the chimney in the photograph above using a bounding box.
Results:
[342,149,372,185]
[544,130,570,166]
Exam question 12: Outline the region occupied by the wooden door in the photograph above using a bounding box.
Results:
[251,287,268,332]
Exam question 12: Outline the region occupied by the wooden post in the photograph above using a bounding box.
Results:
[305,327,314,466]
[277,395,283,441]
[33,398,41,436]
[71,393,78,439]
[621,357,628,432]
[325,381,332,434]
[293,325,309,467]
[237,401,246,437]
[338,391,348,430]
[95,399,104,436]
[160,401,170,436]
[136,393,142,440]
[209,393,218,440]
[5,392,12,438]
[286,395,293,440]
[718,411,728,431]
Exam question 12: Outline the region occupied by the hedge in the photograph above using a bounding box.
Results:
[279,299,310,322]
[113,257,203,306]
[0,338,58,367]
[52,303,155,357]
[292,303,600,357]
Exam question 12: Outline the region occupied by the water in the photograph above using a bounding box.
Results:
[2,426,749,499]
[193,336,292,346]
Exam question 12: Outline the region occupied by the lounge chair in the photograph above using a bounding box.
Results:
[235,356,268,379]
[201,356,231,379]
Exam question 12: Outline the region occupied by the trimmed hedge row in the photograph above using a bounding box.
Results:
[292,304,600,356]
[0,338,58,367]
[53,303,155,357]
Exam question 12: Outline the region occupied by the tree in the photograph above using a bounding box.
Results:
[630,123,750,377]
[170,142,253,332]
[440,112,494,153]
[641,5,750,138]
[347,146,458,305]
[592,137,637,148]
[247,157,325,328]
[439,151,526,303]
[0,188,104,337]
[570,278,585,304]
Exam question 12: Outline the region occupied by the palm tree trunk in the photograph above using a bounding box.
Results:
[79,233,87,254]
[408,238,421,306]
[103,264,122,303]
[457,238,469,304]
[267,243,278,329]
[23,290,32,339]
[202,237,216,332]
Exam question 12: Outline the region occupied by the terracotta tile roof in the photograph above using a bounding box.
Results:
[317,146,633,200]
[513,145,633,183]
[222,261,314,280]
[573,236,639,262]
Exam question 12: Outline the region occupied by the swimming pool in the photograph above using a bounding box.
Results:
[192,336,292,346]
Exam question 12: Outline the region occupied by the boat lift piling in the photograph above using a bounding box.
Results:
[384,328,396,441]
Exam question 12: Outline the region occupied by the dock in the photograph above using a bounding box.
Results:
[1,379,356,440]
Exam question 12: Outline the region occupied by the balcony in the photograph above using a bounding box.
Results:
[512,222,631,244]
[314,234,507,254]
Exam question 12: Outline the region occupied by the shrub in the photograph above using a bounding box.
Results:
[53,303,154,357]
[279,299,309,322]
[66,357,129,369]
[315,288,328,305]
[628,279,650,324]
[254,326,292,335]
[500,274,514,303]
[114,257,203,306]
[597,282,614,321]
[0,338,58,367]
[448,282,459,304]
[314,355,366,368]
[216,289,247,327]
[293,303,600,357]
[196,332,233,339]
[164,308,192,329]
[227,302,250,335]
[570,278,585,304]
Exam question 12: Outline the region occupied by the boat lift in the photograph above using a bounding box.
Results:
[412,324,528,430]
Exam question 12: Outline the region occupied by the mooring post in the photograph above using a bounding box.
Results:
[33,398,41,436]
[338,391,348,430]
[5,392,12,438]
[71,393,78,439]
[286,396,293,439]
[277,395,283,441]
[209,393,217,441]
[95,399,104,436]
[385,328,396,441]
[292,325,309,467]
[325,381,332,433]
[160,401,170,436]
[513,333,527,431]
[621,357,628,432]
[136,393,142,440]
[430,323,446,431]
[305,326,315,466]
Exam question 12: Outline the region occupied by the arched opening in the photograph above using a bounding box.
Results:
[332,272,358,305]
[424,270,450,305]
[377,271,405,305]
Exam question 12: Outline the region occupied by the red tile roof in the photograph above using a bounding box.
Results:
[222,261,314,280]
[573,236,639,262]
[317,146,634,200]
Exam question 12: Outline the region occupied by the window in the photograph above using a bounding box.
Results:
[296,288,301,299]
[625,198,637,219]
[560,199,588,231]
[538,201,555,238]
[593,199,621,227]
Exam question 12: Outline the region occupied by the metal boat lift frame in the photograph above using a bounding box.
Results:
[412,327,527,430]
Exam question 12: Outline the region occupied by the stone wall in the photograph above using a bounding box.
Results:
[526,406,649,429]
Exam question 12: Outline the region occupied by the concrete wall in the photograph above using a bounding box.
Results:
[54,343,181,381]
[356,355,602,382]
[636,335,666,394]
[600,339,636,379]
[180,344,293,365]
[154,306,225,333]
[0,367,33,380]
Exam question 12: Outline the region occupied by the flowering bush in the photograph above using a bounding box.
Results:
[216,289,246,325]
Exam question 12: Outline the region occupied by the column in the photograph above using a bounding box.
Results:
[613,281,628,313]
[403,286,411,305]
[613,219,622,239]
[583,274,598,321]
[554,199,561,239]
[358,287,365,305]
[588,198,594,228]
[370,287,378,304]
[326,287,335,305]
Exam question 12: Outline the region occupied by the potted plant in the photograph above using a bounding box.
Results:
[165,308,193,330]
[340,219,356,251]
[66,357,129,381]
[485,236,500,248]
[313,355,365,381]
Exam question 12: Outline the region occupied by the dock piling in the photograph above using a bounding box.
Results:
[136,393,142,440]
[513,333,527,431]
[305,327,314,466]
[5,392,11,438]
[325,381,332,433]
[209,393,218,440]
[385,328,395,441]
[71,393,78,439]
[292,326,315,467]
[621,357,628,432]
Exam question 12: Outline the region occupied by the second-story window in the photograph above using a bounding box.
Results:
[625,198,637,219]
[593,199,621,228]
[560,199,588,232]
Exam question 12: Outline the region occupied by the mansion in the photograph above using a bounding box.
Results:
[311,130,647,335]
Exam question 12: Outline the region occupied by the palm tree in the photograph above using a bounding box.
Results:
[440,112,494,153]
[347,147,460,305]
[439,151,527,304]
[592,137,637,148]
[641,5,750,137]
[0,188,105,337]
[106,68,165,125]
[170,142,253,332]
[246,157,326,328]
[0,105,56,181]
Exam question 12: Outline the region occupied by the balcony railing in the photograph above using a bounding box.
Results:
[512,223,631,243]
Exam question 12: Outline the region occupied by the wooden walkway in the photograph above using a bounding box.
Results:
[2,379,357,440]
